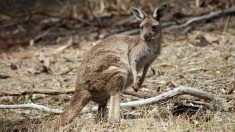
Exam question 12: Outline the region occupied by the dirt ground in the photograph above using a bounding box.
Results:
[0,8,235,132]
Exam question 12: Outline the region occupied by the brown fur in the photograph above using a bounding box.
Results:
[49,5,167,129]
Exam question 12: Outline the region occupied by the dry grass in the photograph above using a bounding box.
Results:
[0,2,235,132]
[1,27,235,131]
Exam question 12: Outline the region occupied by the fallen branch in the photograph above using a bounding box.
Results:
[0,103,62,113]
[120,86,225,108]
[165,6,235,30]
[1,86,230,114]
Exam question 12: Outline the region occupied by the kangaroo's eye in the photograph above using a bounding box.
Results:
[152,25,158,30]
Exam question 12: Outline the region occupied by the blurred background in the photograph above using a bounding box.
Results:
[0,0,234,47]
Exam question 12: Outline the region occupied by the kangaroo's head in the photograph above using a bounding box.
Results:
[131,4,167,42]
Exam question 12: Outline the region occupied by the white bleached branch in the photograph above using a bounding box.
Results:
[0,103,63,113]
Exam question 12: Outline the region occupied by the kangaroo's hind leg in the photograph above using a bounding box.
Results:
[108,74,127,123]
[108,91,121,123]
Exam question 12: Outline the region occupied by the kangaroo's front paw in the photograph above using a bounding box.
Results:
[131,83,140,92]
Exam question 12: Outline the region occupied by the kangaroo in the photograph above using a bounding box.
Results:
[50,4,167,128]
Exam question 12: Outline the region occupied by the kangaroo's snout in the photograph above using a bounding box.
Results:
[144,34,151,41]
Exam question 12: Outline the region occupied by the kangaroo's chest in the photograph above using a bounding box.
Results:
[136,51,156,72]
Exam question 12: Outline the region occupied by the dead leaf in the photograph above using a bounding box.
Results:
[203,34,218,43]
[195,35,209,47]
[189,33,216,47]
[10,63,18,70]
[43,58,50,68]
[38,53,47,62]
[27,65,41,74]
[21,52,36,59]
[29,53,53,74]
[41,57,53,74]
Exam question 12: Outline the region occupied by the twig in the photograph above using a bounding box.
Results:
[219,95,235,100]
[0,86,229,114]
[49,37,74,55]
[122,88,160,98]
[0,16,30,29]
[0,88,74,96]
[191,101,212,109]
[31,28,52,43]
[31,19,65,43]
[227,80,235,94]
[0,103,62,113]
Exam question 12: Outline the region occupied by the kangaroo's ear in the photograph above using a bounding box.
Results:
[153,4,168,21]
[131,7,146,21]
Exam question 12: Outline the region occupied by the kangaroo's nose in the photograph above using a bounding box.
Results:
[144,35,151,41]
